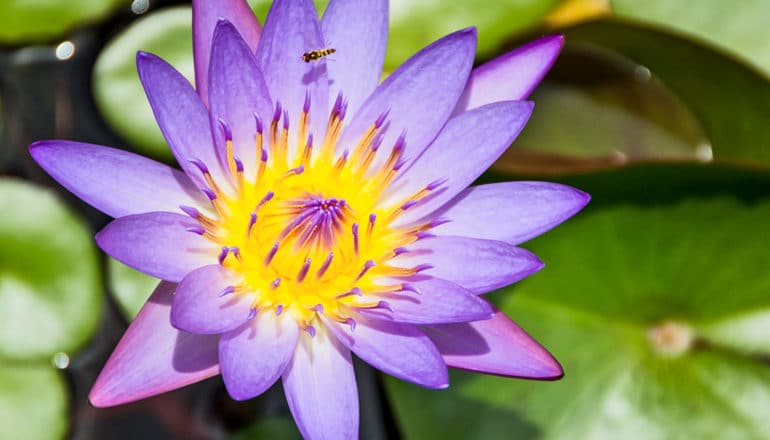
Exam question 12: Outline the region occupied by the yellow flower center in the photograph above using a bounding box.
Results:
[183,97,442,331]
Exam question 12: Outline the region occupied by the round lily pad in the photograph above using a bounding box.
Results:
[108,257,158,320]
[386,193,770,438]
[611,0,770,75]
[562,19,770,169]
[93,6,195,161]
[0,363,68,439]
[0,178,101,361]
[0,0,124,44]
[496,43,709,175]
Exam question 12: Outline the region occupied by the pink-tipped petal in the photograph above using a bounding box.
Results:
[29,141,205,218]
[391,236,544,295]
[455,34,564,113]
[424,306,563,379]
[283,329,358,440]
[171,265,253,334]
[95,212,216,282]
[389,100,533,226]
[321,0,388,115]
[89,282,220,407]
[219,312,299,401]
[432,181,590,245]
[326,316,449,389]
[368,276,493,325]
[208,19,274,180]
[136,51,228,188]
[193,0,261,105]
[255,0,328,149]
[337,28,477,172]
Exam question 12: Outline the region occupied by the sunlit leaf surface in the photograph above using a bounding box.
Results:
[0,364,68,440]
[108,257,158,321]
[387,175,770,438]
[0,0,124,44]
[93,6,194,161]
[612,0,770,75]
[0,179,101,361]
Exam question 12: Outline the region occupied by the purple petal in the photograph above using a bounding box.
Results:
[209,20,274,180]
[326,315,448,389]
[388,100,533,226]
[337,28,477,171]
[219,312,298,400]
[29,141,205,218]
[171,265,253,334]
[90,282,220,407]
[367,276,493,325]
[255,0,328,149]
[454,34,563,113]
[431,182,590,245]
[283,329,358,440]
[424,306,563,379]
[96,212,216,282]
[136,51,228,187]
[321,0,388,115]
[391,236,543,295]
[193,0,261,106]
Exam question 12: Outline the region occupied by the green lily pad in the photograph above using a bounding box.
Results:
[0,363,68,440]
[386,192,770,438]
[611,0,770,75]
[108,257,158,320]
[560,19,770,169]
[496,43,709,175]
[0,179,101,361]
[0,0,124,44]
[383,0,561,68]
[93,6,195,162]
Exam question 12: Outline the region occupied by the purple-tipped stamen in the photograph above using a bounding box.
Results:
[426,178,448,191]
[393,247,409,256]
[265,242,279,266]
[282,109,290,130]
[218,246,230,265]
[257,191,275,209]
[401,283,422,295]
[339,99,349,120]
[415,231,435,240]
[374,108,390,129]
[218,286,236,297]
[218,117,233,142]
[303,90,311,114]
[337,287,363,299]
[185,225,205,235]
[428,217,451,228]
[228,246,241,260]
[306,325,316,338]
[287,165,304,175]
[247,212,257,236]
[374,300,393,312]
[179,205,200,219]
[297,258,312,282]
[368,214,377,232]
[276,304,284,316]
[247,308,257,320]
[254,112,263,134]
[317,252,334,278]
[352,223,359,254]
[188,158,210,175]
[401,199,419,211]
[356,260,376,281]
[234,156,244,173]
[311,304,324,313]
[272,102,282,122]
[271,278,281,288]
[261,147,269,163]
[332,93,343,117]
[413,263,434,273]
[202,188,217,201]
[345,317,357,331]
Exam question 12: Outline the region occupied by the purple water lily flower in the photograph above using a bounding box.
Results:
[30,0,588,438]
